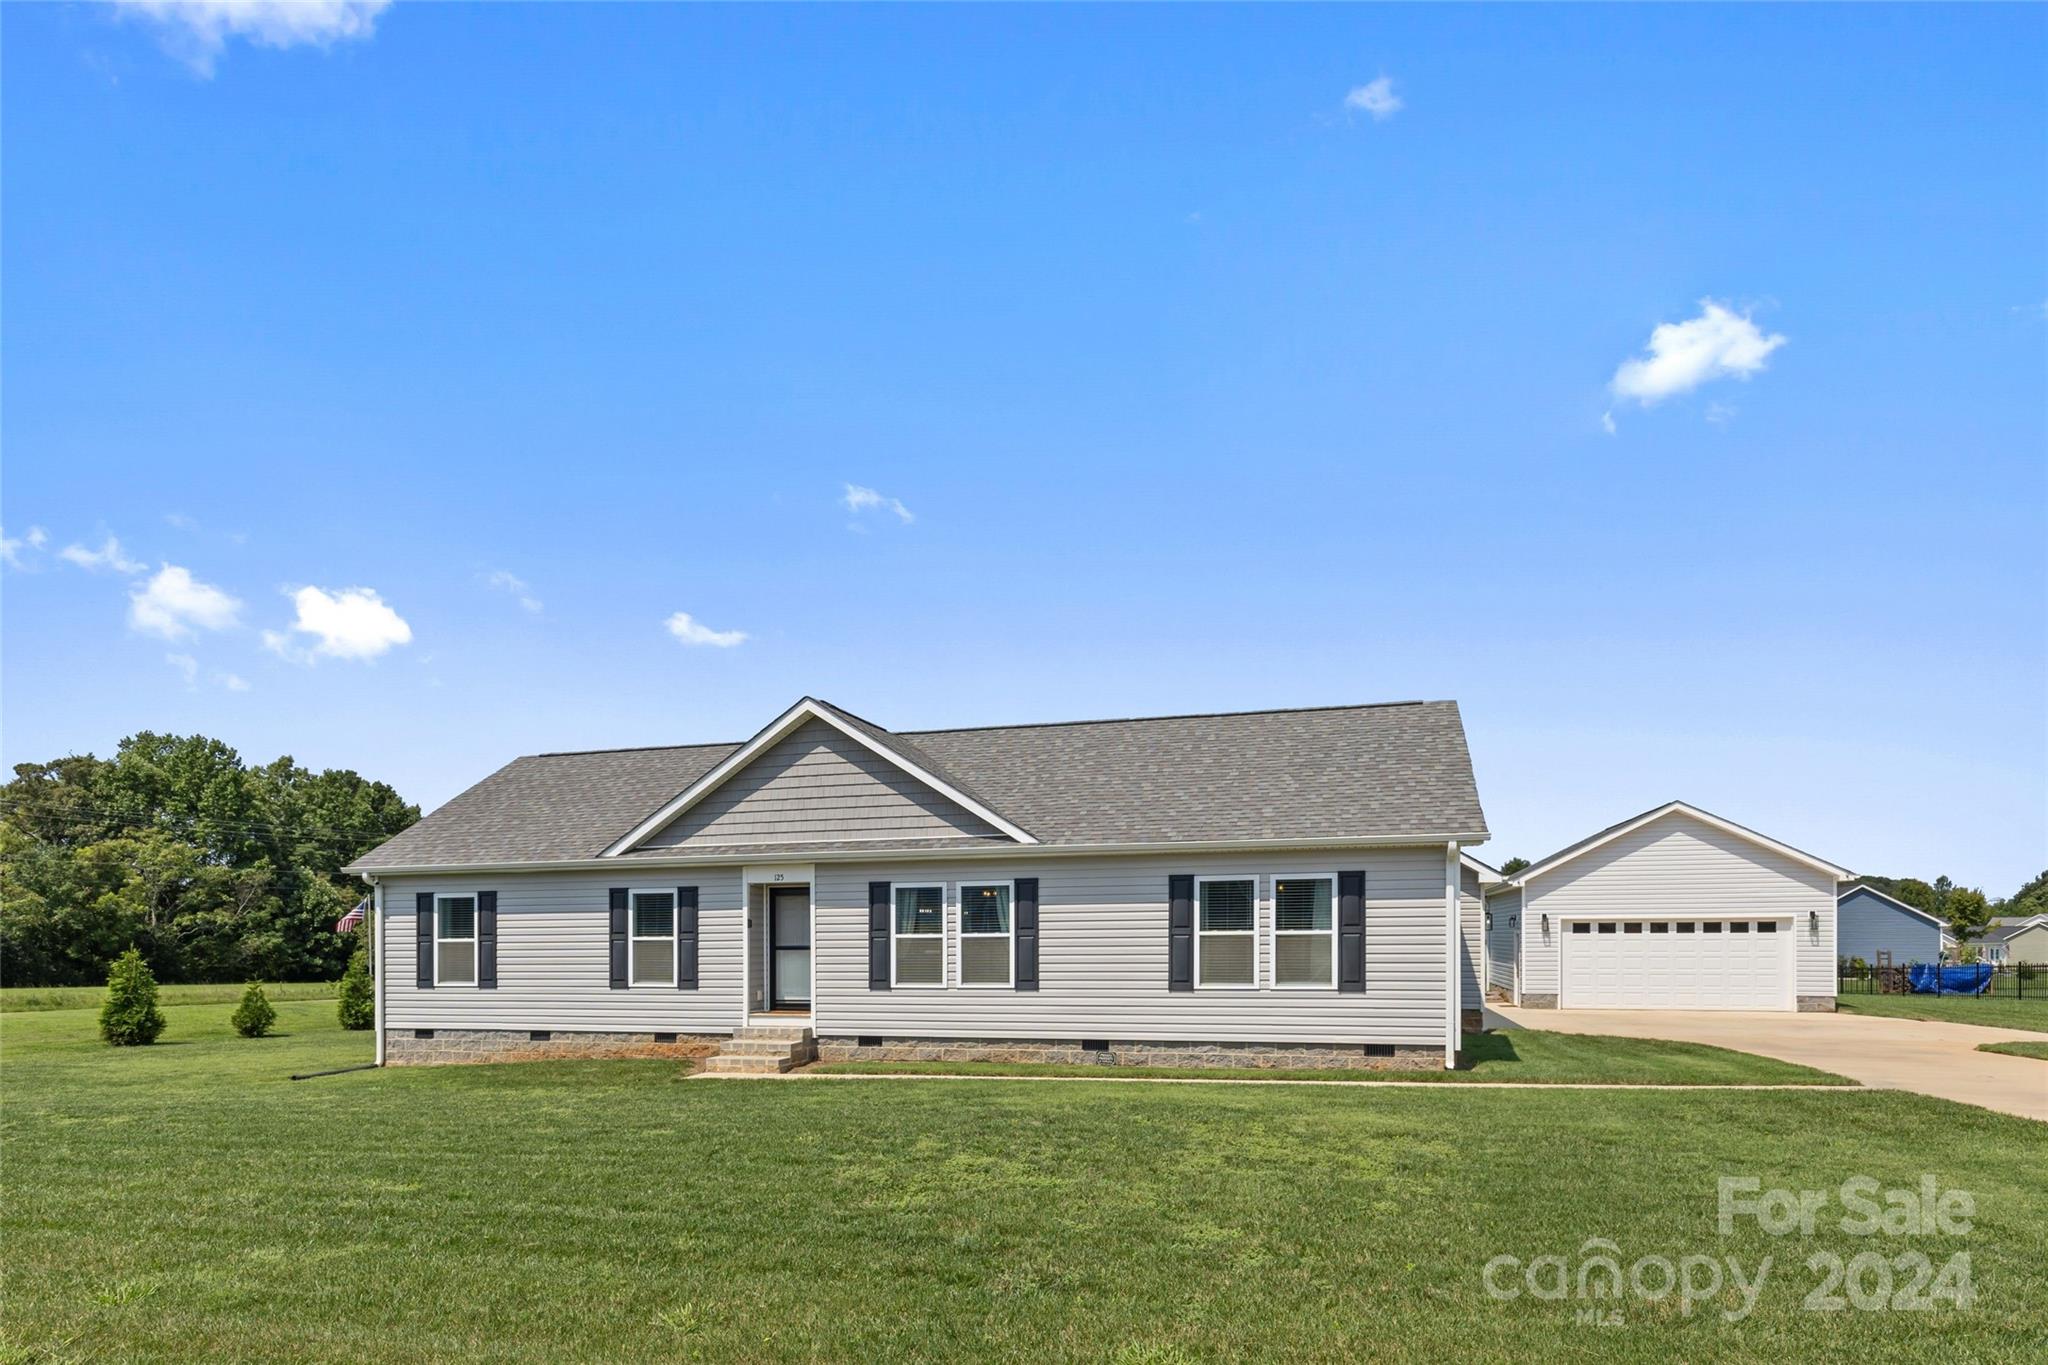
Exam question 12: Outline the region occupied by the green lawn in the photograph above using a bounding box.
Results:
[1836,990,2048,1034]
[0,980,338,1013]
[811,1029,1854,1086]
[4,1004,2043,1363]
[1977,1039,2048,1061]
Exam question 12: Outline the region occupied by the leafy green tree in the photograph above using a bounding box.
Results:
[231,982,277,1038]
[1497,856,1530,876]
[99,948,166,1045]
[337,947,374,1031]
[1943,887,1992,943]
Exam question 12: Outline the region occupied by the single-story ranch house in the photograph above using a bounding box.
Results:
[1483,801,1850,1012]
[1835,883,1948,965]
[348,697,1492,1071]
[1981,915,2048,965]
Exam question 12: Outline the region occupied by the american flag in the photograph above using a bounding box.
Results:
[335,897,369,933]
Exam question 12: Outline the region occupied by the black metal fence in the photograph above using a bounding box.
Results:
[1837,960,2040,999]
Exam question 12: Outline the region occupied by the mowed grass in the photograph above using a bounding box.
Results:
[0,980,339,1013]
[4,1005,2045,1363]
[1978,1039,2048,1061]
[811,1029,1855,1086]
[1837,990,2048,1034]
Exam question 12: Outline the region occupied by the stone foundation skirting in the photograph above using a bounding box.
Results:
[814,1036,1441,1072]
[384,1028,723,1066]
[1460,1008,1484,1032]
[1518,993,1559,1009]
[1796,995,1838,1013]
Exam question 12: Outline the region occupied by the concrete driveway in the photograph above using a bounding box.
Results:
[1489,1004,2047,1122]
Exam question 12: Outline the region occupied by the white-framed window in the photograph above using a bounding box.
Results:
[892,884,945,987]
[435,893,477,986]
[958,881,1013,988]
[630,889,677,986]
[1272,874,1336,988]
[1194,876,1257,988]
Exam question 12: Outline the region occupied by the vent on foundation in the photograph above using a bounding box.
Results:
[653,1032,678,1043]
[1080,1040,1110,1053]
[529,1031,551,1042]
[857,1035,883,1048]
[414,1029,434,1040]
[1364,1044,1395,1058]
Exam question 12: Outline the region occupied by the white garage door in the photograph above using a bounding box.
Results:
[1562,918,1791,1010]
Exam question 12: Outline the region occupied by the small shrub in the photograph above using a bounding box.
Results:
[337,948,374,1031]
[231,982,276,1038]
[99,949,166,1046]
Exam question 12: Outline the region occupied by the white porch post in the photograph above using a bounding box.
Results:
[371,878,386,1066]
[1445,842,1460,1069]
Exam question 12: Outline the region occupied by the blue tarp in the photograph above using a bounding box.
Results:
[1909,963,1993,996]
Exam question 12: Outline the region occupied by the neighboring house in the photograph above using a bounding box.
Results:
[1836,884,1947,966]
[345,697,1490,1071]
[1980,916,2048,965]
[1482,801,1849,1012]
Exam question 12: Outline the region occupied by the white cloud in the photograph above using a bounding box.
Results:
[129,564,243,639]
[1705,400,1737,426]
[1601,411,1617,436]
[216,670,251,692]
[1,525,48,569]
[166,652,200,687]
[1609,300,1787,407]
[60,535,146,575]
[665,612,748,648]
[113,0,390,76]
[264,585,413,662]
[1344,77,1403,122]
[843,483,915,525]
[481,570,543,615]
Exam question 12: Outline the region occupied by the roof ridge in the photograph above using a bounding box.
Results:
[900,699,1437,737]
[529,699,1441,757]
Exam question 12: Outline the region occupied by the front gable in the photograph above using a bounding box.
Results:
[603,698,1036,856]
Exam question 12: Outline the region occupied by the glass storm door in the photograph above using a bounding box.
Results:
[769,888,811,1009]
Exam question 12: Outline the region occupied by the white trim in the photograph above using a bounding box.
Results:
[1507,802,1851,888]
[599,698,1039,856]
[433,891,480,987]
[956,879,1015,989]
[1460,851,1505,885]
[370,878,385,1066]
[1444,843,1458,1069]
[890,882,947,989]
[1192,874,1259,990]
[352,832,1487,879]
[743,863,816,887]
[1837,884,1948,929]
[627,887,680,988]
[1268,872,1338,990]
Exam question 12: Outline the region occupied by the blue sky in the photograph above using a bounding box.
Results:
[4,3,2043,891]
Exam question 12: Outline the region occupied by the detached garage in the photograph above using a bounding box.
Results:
[1484,801,1849,1012]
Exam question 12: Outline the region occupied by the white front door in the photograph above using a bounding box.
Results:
[1562,918,1791,1009]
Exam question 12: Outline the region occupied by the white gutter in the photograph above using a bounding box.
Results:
[349,831,1493,879]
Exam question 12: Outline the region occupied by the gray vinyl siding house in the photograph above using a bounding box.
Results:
[1835,885,1946,965]
[349,697,1491,1071]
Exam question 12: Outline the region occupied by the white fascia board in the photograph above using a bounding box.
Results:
[599,697,1039,856]
[1509,801,1852,889]
[349,830,1492,879]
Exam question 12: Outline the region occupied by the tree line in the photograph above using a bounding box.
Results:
[1,732,417,986]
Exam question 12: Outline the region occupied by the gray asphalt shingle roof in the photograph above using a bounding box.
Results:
[347,698,1487,871]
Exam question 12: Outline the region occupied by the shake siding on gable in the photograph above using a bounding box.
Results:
[1517,811,1837,1001]
[813,849,1450,1045]
[379,870,747,1032]
[641,719,1002,849]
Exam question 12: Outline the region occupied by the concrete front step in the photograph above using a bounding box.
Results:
[734,1024,814,1042]
[721,1037,817,1057]
[699,1053,796,1075]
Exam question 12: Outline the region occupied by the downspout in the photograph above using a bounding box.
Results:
[370,877,386,1066]
[1445,842,1460,1070]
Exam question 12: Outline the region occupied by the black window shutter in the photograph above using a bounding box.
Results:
[1338,870,1366,993]
[675,886,699,990]
[608,888,629,989]
[1168,874,1194,992]
[415,892,435,989]
[477,891,498,990]
[1014,877,1039,991]
[868,881,892,990]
